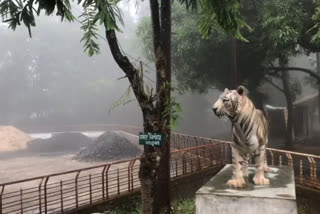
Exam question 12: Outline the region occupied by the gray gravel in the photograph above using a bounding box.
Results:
[74,131,143,162]
[27,132,92,153]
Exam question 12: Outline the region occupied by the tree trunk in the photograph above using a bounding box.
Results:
[281,70,295,148]
[142,1,171,213]
[154,1,171,213]
[316,53,320,124]
[230,37,237,88]
[103,1,172,212]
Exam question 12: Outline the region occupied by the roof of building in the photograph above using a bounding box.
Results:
[293,93,318,106]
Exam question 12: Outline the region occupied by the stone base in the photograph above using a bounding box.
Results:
[196,164,297,214]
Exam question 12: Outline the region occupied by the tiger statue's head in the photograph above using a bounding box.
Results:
[212,86,246,119]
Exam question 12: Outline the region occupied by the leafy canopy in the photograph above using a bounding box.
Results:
[137,0,319,105]
[1,0,249,56]
[0,0,123,56]
[137,1,265,94]
[262,0,305,63]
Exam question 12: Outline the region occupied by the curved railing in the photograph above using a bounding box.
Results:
[0,124,319,214]
[0,142,226,214]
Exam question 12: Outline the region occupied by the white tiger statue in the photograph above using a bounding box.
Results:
[212,86,270,188]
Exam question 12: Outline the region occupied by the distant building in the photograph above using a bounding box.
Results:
[293,93,320,138]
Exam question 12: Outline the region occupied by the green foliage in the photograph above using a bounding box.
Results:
[176,0,198,11]
[177,0,250,41]
[137,1,267,95]
[0,0,74,37]
[161,83,184,130]
[78,0,124,56]
[163,97,183,130]
[262,0,305,61]
[197,0,252,41]
[102,195,195,214]
[171,198,195,214]
[103,195,141,214]
[80,5,100,56]
[311,0,320,44]
[0,0,123,56]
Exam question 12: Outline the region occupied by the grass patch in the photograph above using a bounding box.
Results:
[103,195,195,214]
[102,195,317,214]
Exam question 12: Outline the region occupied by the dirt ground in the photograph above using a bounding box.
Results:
[0,131,140,190]
[0,153,95,184]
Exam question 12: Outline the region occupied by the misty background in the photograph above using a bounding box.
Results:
[0,1,317,138]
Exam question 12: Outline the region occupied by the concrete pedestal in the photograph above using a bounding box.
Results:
[196,164,297,214]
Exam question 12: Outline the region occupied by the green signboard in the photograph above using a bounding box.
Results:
[139,132,164,147]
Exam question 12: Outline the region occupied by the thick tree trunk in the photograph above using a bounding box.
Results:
[139,112,159,214]
[230,37,237,88]
[316,53,320,124]
[155,1,171,213]
[281,70,294,148]
[103,1,172,213]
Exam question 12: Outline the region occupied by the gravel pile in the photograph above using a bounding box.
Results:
[74,131,142,162]
[27,133,92,153]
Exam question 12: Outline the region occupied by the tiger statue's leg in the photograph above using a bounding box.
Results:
[253,144,270,185]
[242,154,250,178]
[263,139,272,172]
[264,153,272,172]
[227,145,246,188]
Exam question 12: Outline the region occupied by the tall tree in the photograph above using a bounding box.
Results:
[139,0,320,149]
[138,1,270,109]
[0,0,247,213]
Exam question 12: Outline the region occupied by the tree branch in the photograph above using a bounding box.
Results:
[104,29,153,112]
[268,66,320,82]
[264,77,285,93]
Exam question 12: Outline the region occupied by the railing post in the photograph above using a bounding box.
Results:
[269,150,274,166]
[117,169,120,195]
[105,165,111,199]
[128,159,135,192]
[313,158,317,180]
[101,165,107,199]
[285,153,293,166]
[182,136,185,149]
[197,149,201,171]
[308,157,316,181]
[75,171,81,209]
[175,159,178,177]
[182,152,186,175]
[60,180,64,213]
[20,189,23,214]
[190,152,194,173]
[221,143,224,163]
[130,160,136,191]
[38,178,44,214]
[89,175,92,205]
[300,160,303,184]
[44,176,50,214]
[0,185,5,214]
[194,137,198,148]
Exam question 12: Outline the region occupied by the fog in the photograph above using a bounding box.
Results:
[0,2,229,137]
[0,2,318,139]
